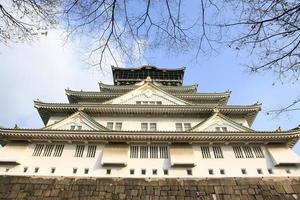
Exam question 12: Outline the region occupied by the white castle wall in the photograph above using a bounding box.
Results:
[0,143,298,178]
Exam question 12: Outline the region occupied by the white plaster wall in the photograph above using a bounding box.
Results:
[0,143,299,178]
[46,116,250,131]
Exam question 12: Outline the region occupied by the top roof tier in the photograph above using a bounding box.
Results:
[112,65,185,86]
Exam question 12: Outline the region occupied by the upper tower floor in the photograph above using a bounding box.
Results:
[112,65,185,86]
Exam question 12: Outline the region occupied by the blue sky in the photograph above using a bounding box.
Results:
[1,29,300,151]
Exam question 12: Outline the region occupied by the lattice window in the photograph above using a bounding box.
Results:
[233,146,244,158]
[53,145,64,157]
[130,146,139,158]
[252,146,264,158]
[159,146,169,158]
[141,123,148,131]
[184,123,191,131]
[43,144,54,157]
[150,146,158,158]
[242,146,254,158]
[86,145,97,157]
[74,145,85,157]
[32,144,44,156]
[176,123,183,131]
[201,146,211,158]
[115,122,122,131]
[212,146,223,158]
[140,146,148,158]
[107,122,113,130]
[149,123,157,131]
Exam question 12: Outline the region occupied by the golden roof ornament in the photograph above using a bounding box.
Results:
[145,76,152,83]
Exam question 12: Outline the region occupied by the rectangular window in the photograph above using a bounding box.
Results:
[106,169,111,175]
[159,146,169,159]
[201,146,211,158]
[241,169,247,174]
[268,169,274,174]
[5,168,9,172]
[86,145,97,157]
[115,122,122,130]
[141,123,148,131]
[220,169,225,175]
[156,101,162,105]
[215,127,221,132]
[130,169,135,175]
[136,101,141,105]
[34,167,39,173]
[43,144,54,157]
[53,145,64,157]
[130,146,139,158]
[184,123,191,131]
[243,146,254,158]
[152,169,157,175]
[141,169,146,175]
[164,169,169,175]
[175,123,183,131]
[70,125,75,130]
[32,144,44,156]
[149,123,157,131]
[107,122,113,130]
[209,169,214,175]
[221,127,227,132]
[73,168,77,174]
[51,168,56,174]
[233,146,244,158]
[286,169,291,174]
[212,146,223,158]
[257,169,263,174]
[140,146,148,158]
[77,125,82,130]
[150,146,158,158]
[84,168,89,174]
[74,145,85,157]
[187,169,192,175]
[252,146,264,158]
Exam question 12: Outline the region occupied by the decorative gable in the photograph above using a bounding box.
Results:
[44,111,108,131]
[103,78,190,105]
[190,112,252,132]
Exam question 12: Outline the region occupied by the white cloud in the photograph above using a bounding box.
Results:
[0,29,116,128]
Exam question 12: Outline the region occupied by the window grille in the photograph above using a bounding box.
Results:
[43,144,54,157]
[107,122,113,130]
[242,146,254,158]
[74,145,85,157]
[208,169,214,175]
[150,146,158,158]
[149,123,157,131]
[140,146,148,158]
[70,125,75,130]
[159,146,169,158]
[86,145,97,157]
[176,123,183,131]
[130,146,139,158]
[32,144,44,156]
[252,146,264,158]
[115,122,122,130]
[184,123,191,131]
[233,146,244,158]
[141,123,148,131]
[215,127,221,132]
[136,101,141,104]
[212,146,223,158]
[221,127,227,132]
[77,126,82,130]
[201,146,211,158]
[53,145,64,157]
[156,101,162,105]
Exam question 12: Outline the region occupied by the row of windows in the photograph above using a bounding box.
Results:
[32,144,64,157]
[201,146,223,159]
[233,146,264,158]
[74,145,97,157]
[130,146,169,159]
[136,101,162,105]
[9,167,292,176]
[106,122,192,131]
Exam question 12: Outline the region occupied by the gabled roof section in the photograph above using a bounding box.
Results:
[43,111,108,131]
[99,82,198,94]
[190,112,253,132]
[103,77,192,105]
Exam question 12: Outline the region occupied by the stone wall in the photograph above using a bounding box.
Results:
[0,176,300,199]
